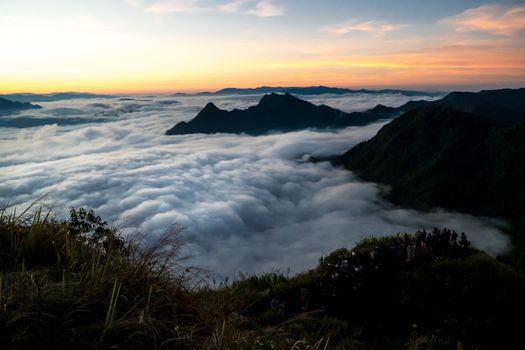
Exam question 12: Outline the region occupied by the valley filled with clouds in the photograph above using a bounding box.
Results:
[0,92,510,278]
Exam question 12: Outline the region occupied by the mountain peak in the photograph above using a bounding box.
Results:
[202,102,220,112]
[369,104,396,114]
[256,92,302,108]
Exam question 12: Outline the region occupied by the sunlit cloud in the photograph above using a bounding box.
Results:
[245,0,284,17]
[324,20,405,36]
[219,0,251,13]
[443,4,525,36]
[219,0,285,17]
[144,0,205,14]
[144,0,284,16]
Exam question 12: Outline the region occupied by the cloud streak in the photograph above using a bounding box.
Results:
[443,4,525,36]
[245,0,284,17]
[145,0,204,14]
[324,20,405,36]
[144,0,284,17]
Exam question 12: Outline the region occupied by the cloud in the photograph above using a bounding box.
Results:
[324,20,405,36]
[0,93,510,279]
[144,0,205,14]
[443,4,525,36]
[245,0,284,17]
[144,0,284,17]
[218,0,251,13]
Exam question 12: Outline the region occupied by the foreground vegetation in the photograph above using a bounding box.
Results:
[1,206,524,349]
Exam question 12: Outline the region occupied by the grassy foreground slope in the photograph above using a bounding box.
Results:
[1,207,524,349]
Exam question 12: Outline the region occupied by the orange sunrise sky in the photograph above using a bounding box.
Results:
[1,0,524,93]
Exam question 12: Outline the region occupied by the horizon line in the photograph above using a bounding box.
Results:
[2,83,524,96]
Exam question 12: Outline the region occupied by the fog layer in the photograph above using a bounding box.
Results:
[0,92,509,278]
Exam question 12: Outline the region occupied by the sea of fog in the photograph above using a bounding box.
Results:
[0,92,510,278]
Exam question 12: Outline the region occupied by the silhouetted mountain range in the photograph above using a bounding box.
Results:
[173,85,442,97]
[166,93,393,135]
[337,103,525,233]
[0,98,41,115]
[168,87,525,136]
[0,92,117,103]
[395,88,525,124]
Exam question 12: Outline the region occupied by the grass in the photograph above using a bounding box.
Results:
[0,205,201,349]
[1,205,524,349]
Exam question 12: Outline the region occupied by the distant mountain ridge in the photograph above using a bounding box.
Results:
[395,88,525,125]
[174,85,443,97]
[166,92,394,135]
[0,92,117,103]
[0,116,108,128]
[0,97,41,115]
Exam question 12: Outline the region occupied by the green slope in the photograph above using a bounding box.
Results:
[337,106,525,233]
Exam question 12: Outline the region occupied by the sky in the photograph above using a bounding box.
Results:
[1,0,524,93]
